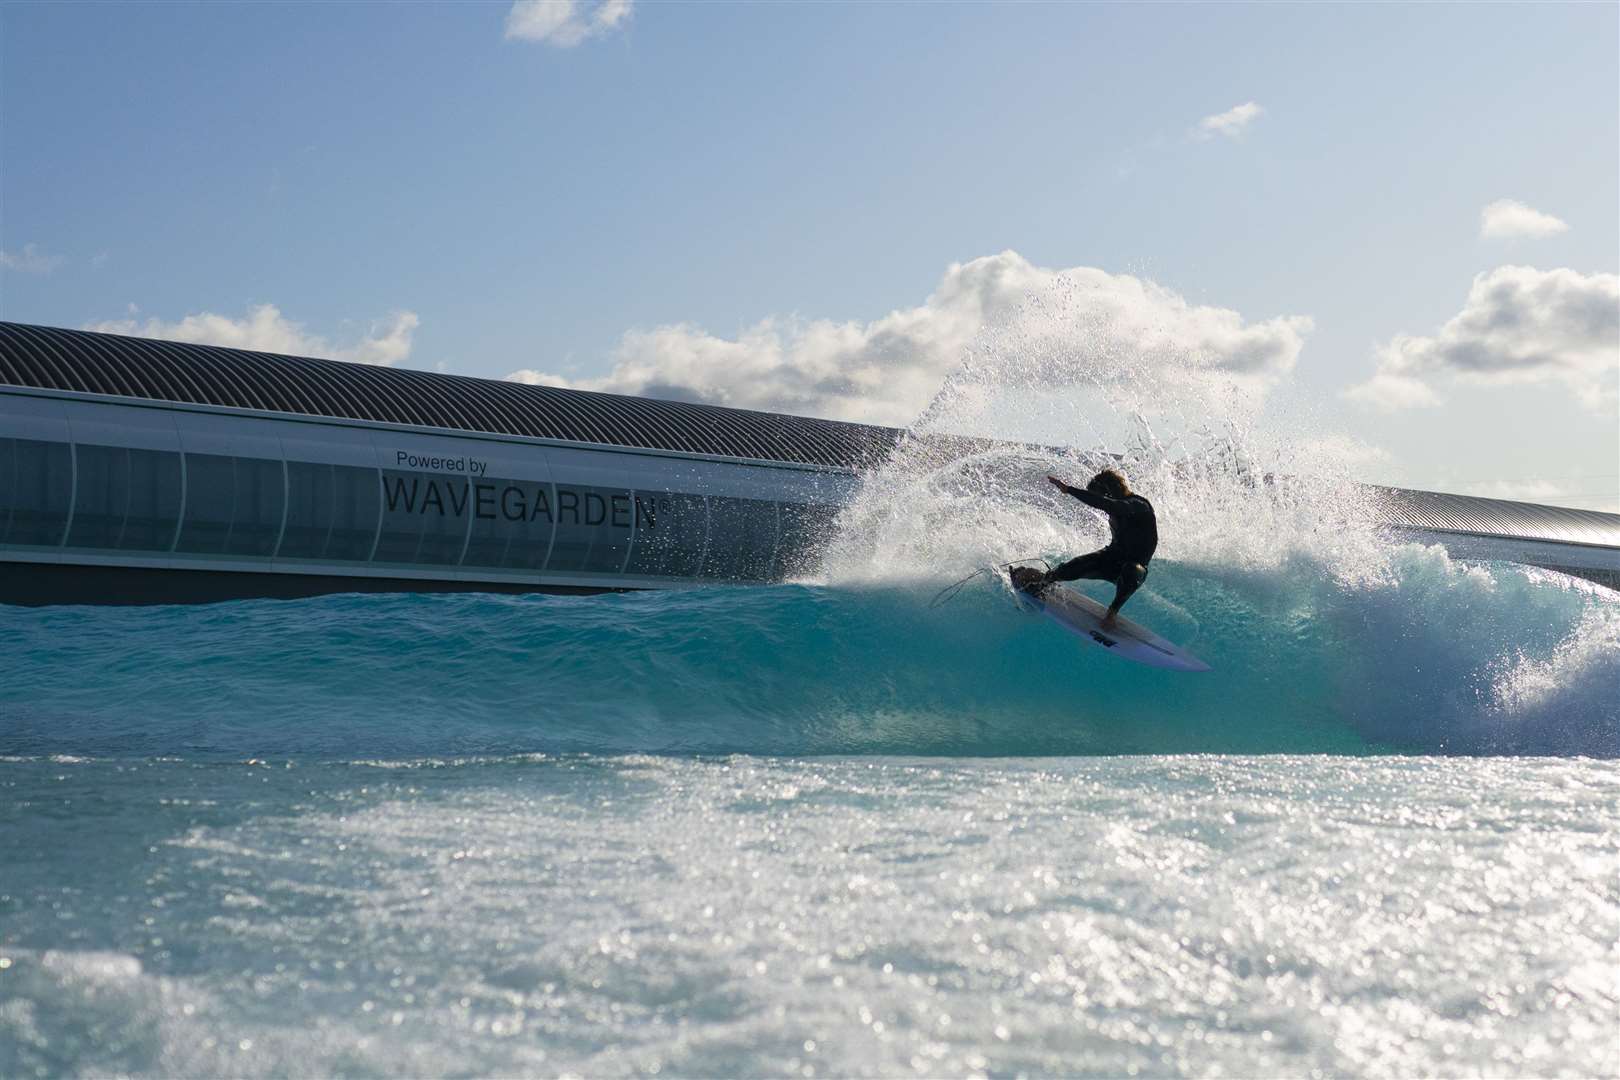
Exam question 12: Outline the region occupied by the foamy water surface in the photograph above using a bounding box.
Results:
[3,754,1617,1078]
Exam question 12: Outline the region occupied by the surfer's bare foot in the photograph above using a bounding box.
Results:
[1100,612,1119,629]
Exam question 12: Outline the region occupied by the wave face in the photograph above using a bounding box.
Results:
[2,554,1614,758]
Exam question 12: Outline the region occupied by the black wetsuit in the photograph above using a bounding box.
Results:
[1047,484,1158,613]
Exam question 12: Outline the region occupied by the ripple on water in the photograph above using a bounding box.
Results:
[1,754,1616,1077]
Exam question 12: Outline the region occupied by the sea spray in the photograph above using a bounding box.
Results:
[821,271,1388,587]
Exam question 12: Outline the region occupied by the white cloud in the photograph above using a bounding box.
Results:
[1342,370,1442,411]
[1480,199,1569,240]
[84,304,420,367]
[1347,265,1619,411]
[594,0,632,30]
[505,0,632,46]
[506,251,1314,428]
[1298,434,1393,470]
[1456,479,1576,504]
[1194,102,1263,141]
[90,252,111,270]
[1,243,65,275]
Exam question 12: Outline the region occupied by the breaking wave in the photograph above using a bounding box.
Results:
[1,555,1614,759]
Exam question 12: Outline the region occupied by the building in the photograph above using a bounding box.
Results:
[1,321,1616,604]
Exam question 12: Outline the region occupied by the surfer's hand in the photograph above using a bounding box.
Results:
[1046,475,1068,491]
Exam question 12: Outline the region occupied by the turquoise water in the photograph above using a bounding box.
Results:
[3,553,1618,1077]
[5,553,1616,759]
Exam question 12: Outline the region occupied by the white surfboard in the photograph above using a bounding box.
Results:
[1008,574,1211,672]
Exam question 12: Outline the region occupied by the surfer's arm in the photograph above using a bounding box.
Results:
[1047,476,1114,512]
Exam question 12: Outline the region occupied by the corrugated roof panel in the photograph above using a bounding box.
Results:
[384,366,464,430]
[249,349,325,417]
[195,342,274,411]
[0,320,899,469]
[122,333,207,404]
[80,330,180,404]
[479,379,559,441]
[341,361,425,427]
[7,323,87,394]
[59,326,141,399]
[1369,485,1620,548]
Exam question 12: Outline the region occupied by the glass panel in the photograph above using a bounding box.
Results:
[701,497,778,581]
[327,465,379,561]
[0,437,9,540]
[415,474,469,565]
[2,443,183,552]
[546,484,633,574]
[624,492,706,578]
[281,461,336,559]
[588,490,635,574]
[283,462,381,562]
[120,448,181,551]
[227,457,284,557]
[66,444,130,549]
[176,454,283,557]
[776,502,840,578]
[463,476,556,571]
[1,438,73,547]
[374,470,468,565]
[175,453,237,554]
[375,470,421,563]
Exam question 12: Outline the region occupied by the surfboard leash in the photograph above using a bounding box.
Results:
[927,569,990,608]
[927,557,1052,609]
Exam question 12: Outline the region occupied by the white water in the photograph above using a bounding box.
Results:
[3,756,1617,1078]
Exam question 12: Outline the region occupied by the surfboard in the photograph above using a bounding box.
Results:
[1007,573,1211,672]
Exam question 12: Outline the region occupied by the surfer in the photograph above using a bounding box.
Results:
[1011,469,1157,628]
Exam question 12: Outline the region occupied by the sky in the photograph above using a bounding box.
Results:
[2,2,1616,510]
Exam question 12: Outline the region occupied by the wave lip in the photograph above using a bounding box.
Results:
[1485,603,1620,753]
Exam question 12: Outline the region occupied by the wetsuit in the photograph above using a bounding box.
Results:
[1044,483,1158,614]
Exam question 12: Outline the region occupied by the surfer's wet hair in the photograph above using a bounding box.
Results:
[1088,469,1130,498]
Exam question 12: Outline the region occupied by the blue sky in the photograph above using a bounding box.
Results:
[3,2,1616,508]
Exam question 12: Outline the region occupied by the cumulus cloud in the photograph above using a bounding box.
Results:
[506,251,1314,428]
[84,304,420,367]
[1456,479,1579,504]
[1297,434,1393,470]
[1341,370,1442,411]
[1194,102,1263,140]
[505,0,631,46]
[1480,199,1569,240]
[1,243,65,275]
[1347,265,1619,411]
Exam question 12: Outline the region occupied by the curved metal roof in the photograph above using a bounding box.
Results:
[1369,484,1620,550]
[0,321,900,469]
